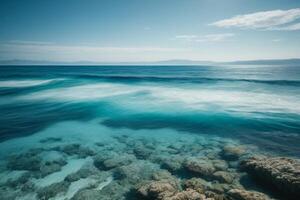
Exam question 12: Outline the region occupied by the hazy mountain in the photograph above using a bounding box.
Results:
[222,58,300,65]
[0,58,299,66]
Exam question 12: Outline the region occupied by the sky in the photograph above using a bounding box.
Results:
[0,0,300,62]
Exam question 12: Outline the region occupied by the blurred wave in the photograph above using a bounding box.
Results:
[0,65,299,156]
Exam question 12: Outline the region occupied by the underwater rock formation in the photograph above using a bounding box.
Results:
[183,178,211,196]
[138,180,178,199]
[184,158,216,177]
[213,171,234,184]
[39,162,62,177]
[37,181,70,199]
[116,160,159,185]
[160,155,185,172]
[137,179,232,200]
[169,189,205,200]
[7,149,43,171]
[59,144,96,158]
[0,132,291,200]
[241,157,300,198]
[227,189,271,200]
[102,154,136,170]
[212,159,228,171]
[221,145,245,161]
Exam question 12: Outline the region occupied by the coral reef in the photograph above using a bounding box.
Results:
[0,132,294,200]
[227,189,271,200]
[241,157,300,198]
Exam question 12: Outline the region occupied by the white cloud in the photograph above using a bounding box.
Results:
[210,8,300,30]
[196,33,235,42]
[272,39,282,42]
[175,35,198,41]
[272,22,300,30]
[175,33,234,42]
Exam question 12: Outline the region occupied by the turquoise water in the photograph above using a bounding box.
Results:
[0,65,299,199]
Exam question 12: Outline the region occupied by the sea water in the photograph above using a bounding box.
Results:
[0,65,299,199]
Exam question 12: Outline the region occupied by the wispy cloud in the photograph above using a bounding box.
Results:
[175,35,198,41]
[175,33,234,42]
[272,39,282,42]
[272,22,300,30]
[210,8,300,30]
[196,33,235,42]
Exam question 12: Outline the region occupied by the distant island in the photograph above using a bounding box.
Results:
[0,58,300,66]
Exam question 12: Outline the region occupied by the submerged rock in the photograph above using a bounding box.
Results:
[160,155,185,172]
[2,171,31,188]
[72,189,102,200]
[39,162,62,177]
[93,152,118,168]
[212,160,228,171]
[65,164,100,182]
[37,181,70,199]
[169,189,205,200]
[213,171,234,184]
[0,187,19,200]
[241,157,300,198]
[20,181,35,192]
[183,178,207,194]
[39,137,62,143]
[102,154,136,170]
[184,158,216,177]
[93,151,136,170]
[204,190,226,200]
[221,145,245,161]
[138,180,178,199]
[152,170,175,181]
[133,145,153,159]
[116,161,158,185]
[60,144,95,158]
[227,189,271,200]
[7,153,41,171]
[138,180,210,200]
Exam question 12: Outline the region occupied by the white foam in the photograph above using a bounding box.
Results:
[147,86,300,114]
[22,83,139,101]
[0,79,57,88]
[16,79,300,114]
[19,80,300,114]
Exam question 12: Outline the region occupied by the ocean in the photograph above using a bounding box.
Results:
[0,65,299,199]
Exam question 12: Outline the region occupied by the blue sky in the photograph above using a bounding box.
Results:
[1,0,300,62]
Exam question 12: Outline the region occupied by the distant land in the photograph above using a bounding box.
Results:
[0,58,300,66]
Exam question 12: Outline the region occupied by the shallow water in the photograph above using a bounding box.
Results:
[0,65,299,199]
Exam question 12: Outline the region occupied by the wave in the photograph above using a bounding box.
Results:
[18,82,300,115]
[74,74,300,86]
[21,83,140,101]
[0,79,60,88]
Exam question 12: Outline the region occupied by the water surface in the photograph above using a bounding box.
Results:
[0,65,299,199]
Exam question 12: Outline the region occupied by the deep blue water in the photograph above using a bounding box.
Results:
[0,65,300,157]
